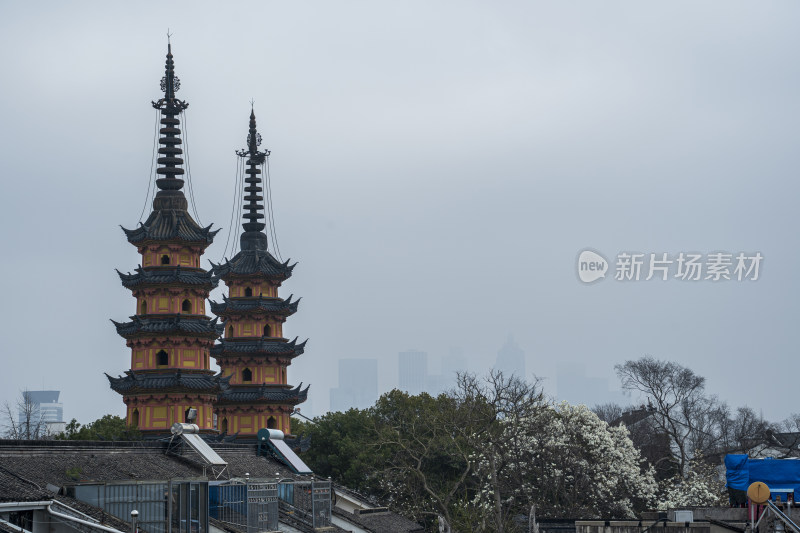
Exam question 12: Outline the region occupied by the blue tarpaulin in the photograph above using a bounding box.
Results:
[725,454,800,498]
[726,454,750,491]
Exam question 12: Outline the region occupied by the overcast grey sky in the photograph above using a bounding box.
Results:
[1,1,798,424]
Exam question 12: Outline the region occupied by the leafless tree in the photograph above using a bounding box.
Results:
[592,402,624,424]
[720,406,772,455]
[452,370,547,533]
[615,356,724,476]
[2,390,49,440]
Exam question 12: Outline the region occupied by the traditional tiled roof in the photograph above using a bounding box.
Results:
[332,507,424,533]
[122,209,219,245]
[209,295,299,316]
[211,337,307,358]
[0,468,51,502]
[106,370,230,394]
[117,265,216,289]
[0,440,421,533]
[210,249,295,280]
[217,383,308,405]
[112,316,223,338]
[0,440,303,485]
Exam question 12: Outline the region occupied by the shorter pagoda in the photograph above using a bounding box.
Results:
[210,109,308,438]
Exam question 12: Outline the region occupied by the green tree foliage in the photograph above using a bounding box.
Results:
[301,373,657,532]
[370,390,476,529]
[57,415,141,441]
[295,408,378,492]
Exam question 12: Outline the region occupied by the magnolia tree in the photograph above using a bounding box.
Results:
[657,458,726,509]
[472,402,657,521]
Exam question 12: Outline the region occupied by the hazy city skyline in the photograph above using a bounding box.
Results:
[1,2,798,424]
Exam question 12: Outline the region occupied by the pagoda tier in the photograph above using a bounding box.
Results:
[210,108,308,438]
[108,41,221,436]
[113,316,223,337]
[217,383,309,404]
[210,294,299,317]
[117,266,216,290]
[211,337,307,358]
[107,369,230,394]
[122,211,218,245]
[210,252,294,282]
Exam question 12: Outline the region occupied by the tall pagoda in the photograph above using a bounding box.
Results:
[107,43,228,435]
[210,109,308,438]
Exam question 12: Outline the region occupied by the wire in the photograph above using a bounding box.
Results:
[181,110,203,226]
[220,157,244,261]
[137,109,160,224]
[232,159,245,257]
[264,156,283,262]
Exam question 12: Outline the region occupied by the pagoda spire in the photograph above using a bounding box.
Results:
[151,40,190,209]
[236,106,271,251]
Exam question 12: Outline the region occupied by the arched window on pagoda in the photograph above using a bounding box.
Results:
[228,325,234,338]
[220,418,228,434]
[242,368,253,382]
[184,408,196,423]
[131,409,140,428]
[156,350,168,366]
[244,287,253,297]
[267,416,277,429]
[140,300,147,315]
[263,324,271,337]
[181,299,192,314]
[161,254,170,265]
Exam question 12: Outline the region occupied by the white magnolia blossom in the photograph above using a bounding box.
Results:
[657,459,726,510]
[472,402,657,519]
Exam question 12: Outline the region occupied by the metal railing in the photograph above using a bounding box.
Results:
[210,479,331,532]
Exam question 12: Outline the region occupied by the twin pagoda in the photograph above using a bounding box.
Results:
[107,44,308,439]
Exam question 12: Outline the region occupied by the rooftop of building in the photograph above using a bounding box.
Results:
[0,439,421,533]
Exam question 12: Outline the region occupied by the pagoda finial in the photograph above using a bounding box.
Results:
[151,38,190,209]
[236,107,271,251]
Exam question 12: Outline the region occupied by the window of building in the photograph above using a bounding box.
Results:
[156,350,168,366]
[140,300,147,315]
[70,481,208,533]
[131,409,139,428]
[263,324,271,337]
[228,325,234,338]
[267,416,277,429]
[161,254,170,265]
[244,287,253,297]
[220,418,228,434]
[242,368,252,382]
[182,299,191,313]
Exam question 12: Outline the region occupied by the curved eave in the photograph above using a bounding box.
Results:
[117,266,217,290]
[216,383,309,405]
[106,371,231,395]
[111,316,224,339]
[210,337,307,358]
[209,250,296,281]
[209,295,300,316]
[121,210,220,246]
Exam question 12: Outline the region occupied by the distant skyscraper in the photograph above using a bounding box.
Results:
[442,347,468,379]
[556,364,628,407]
[494,335,526,379]
[399,350,427,395]
[20,390,64,434]
[425,347,469,394]
[330,359,378,412]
